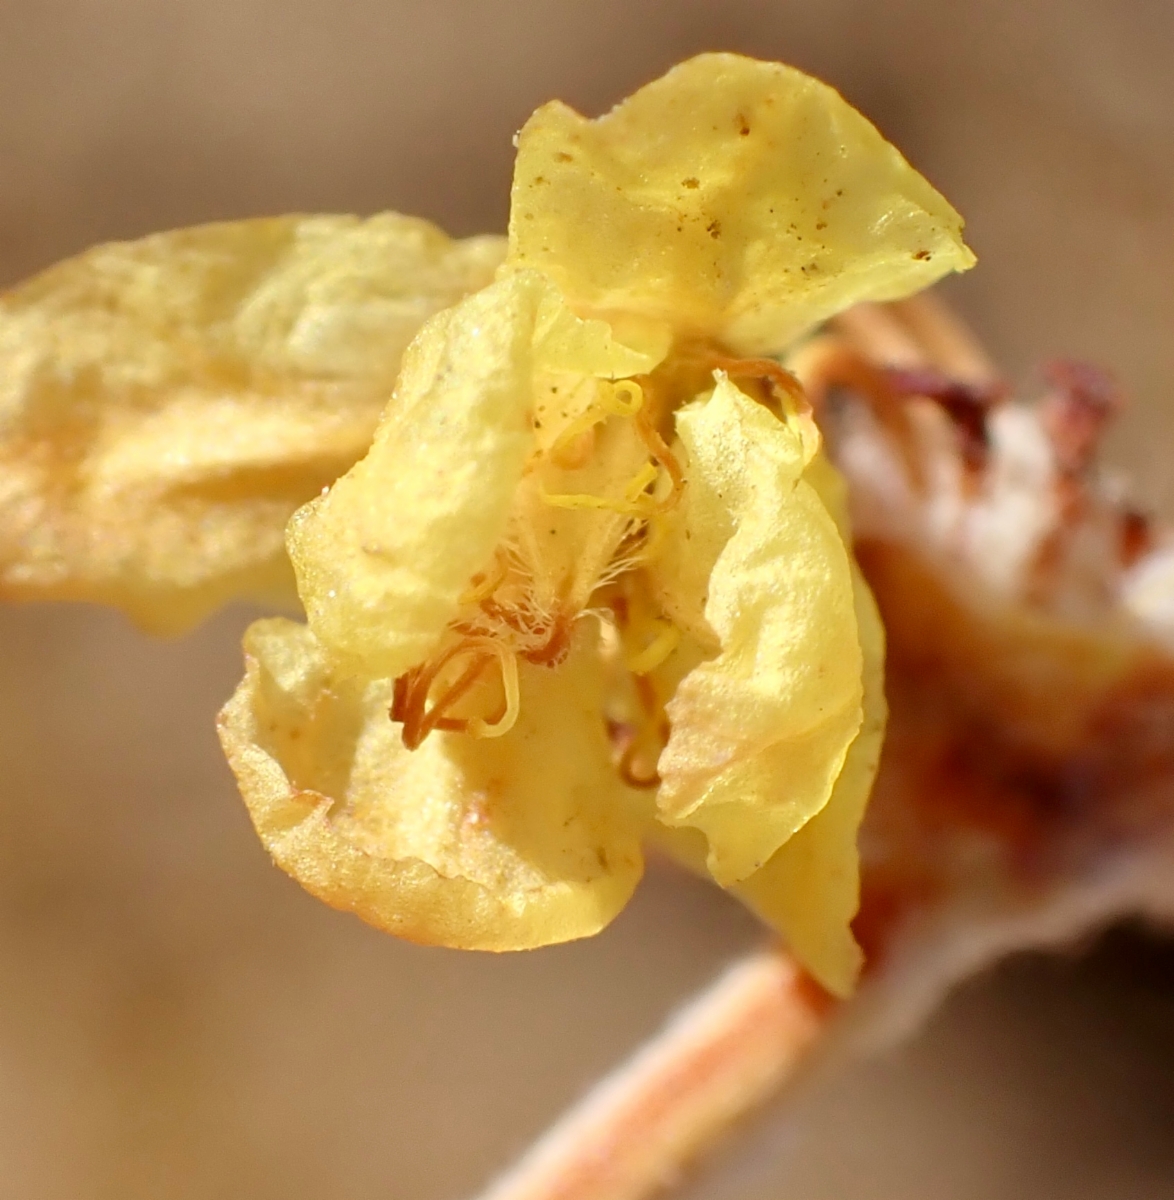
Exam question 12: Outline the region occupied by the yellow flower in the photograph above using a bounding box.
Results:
[221,54,972,994]
[0,54,973,994]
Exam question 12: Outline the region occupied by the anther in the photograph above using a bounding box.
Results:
[601,379,644,416]
[619,740,661,789]
[549,378,645,468]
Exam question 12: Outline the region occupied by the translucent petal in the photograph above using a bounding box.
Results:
[0,214,504,632]
[218,617,644,949]
[736,561,887,996]
[509,52,974,354]
[287,270,664,681]
[533,287,669,377]
[653,378,864,885]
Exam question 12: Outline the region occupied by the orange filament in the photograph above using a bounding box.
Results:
[393,372,689,758]
[707,354,811,417]
[391,638,518,750]
[634,411,685,513]
[616,674,669,789]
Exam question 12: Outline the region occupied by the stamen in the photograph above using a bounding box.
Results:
[412,651,493,749]
[634,413,685,513]
[601,379,644,416]
[542,417,685,517]
[549,379,645,468]
[709,354,810,416]
[625,620,681,675]
[541,476,659,516]
[541,486,638,513]
[459,547,510,606]
[623,462,660,504]
[614,667,670,789]
[392,639,508,750]
[619,740,661,789]
[468,644,521,739]
[551,408,607,468]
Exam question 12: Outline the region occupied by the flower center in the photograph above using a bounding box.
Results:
[390,346,807,758]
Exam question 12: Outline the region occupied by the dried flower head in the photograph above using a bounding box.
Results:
[0,54,974,995]
[216,55,972,994]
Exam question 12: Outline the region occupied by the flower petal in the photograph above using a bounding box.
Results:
[218,617,645,949]
[508,52,974,353]
[735,561,886,996]
[0,214,504,632]
[653,378,864,885]
[287,270,666,681]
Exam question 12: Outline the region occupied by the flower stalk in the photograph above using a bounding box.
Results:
[477,949,829,1200]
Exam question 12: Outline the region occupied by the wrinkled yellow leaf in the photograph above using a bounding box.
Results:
[0,214,504,632]
[219,617,644,949]
[654,378,864,885]
[509,52,974,354]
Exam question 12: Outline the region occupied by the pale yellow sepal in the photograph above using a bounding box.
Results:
[0,214,504,632]
[509,52,974,354]
[650,446,884,994]
[654,378,864,885]
[219,618,645,950]
[736,562,887,996]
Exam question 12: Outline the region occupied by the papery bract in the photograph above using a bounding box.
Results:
[508,53,974,352]
[0,214,503,631]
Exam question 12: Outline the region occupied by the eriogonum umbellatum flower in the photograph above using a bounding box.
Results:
[0,55,973,993]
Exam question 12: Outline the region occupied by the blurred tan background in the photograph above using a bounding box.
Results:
[1,2,1172,1197]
